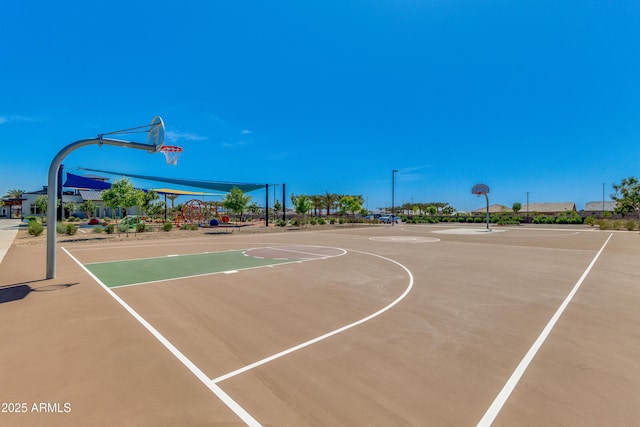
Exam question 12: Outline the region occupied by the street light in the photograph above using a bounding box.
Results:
[392,169,398,226]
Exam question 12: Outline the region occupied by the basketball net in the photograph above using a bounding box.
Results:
[160,145,183,165]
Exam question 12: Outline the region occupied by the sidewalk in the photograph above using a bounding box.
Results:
[0,219,22,265]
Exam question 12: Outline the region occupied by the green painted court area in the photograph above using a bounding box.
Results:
[85,250,292,288]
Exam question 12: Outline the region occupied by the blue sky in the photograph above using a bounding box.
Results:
[1,1,638,212]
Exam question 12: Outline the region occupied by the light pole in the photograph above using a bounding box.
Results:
[526,191,529,224]
[392,169,398,226]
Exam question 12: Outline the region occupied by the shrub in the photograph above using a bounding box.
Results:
[317,218,326,225]
[584,216,597,227]
[596,219,608,230]
[162,222,173,231]
[136,222,146,233]
[65,223,78,235]
[92,226,104,234]
[28,221,44,236]
[56,222,67,234]
[338,218,345,224]
[25,215,38,223]
[105,224,115,234]
[329,218,336,224]
[625,220,637,231]
[613,220,622,231]
[309,218,317,225]
[276,219,286,227]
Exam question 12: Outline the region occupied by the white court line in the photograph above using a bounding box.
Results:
[476,233,613,427]
[62,247,261,427]
[211,249,413,384]
[253,246,347,259]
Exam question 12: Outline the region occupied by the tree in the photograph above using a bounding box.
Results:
[512,202,522,215]
[166,193,179,215]
[310,194,323,217]
[340,195,362,219]
[80,200,96,219]
[101,177,142,233]
[612,177,640,219]
[35,195,48,217]
[294,194,312,225]
[63,201,77,219]
[322,192,340,216]
[4,189,25,199]
[223,187,251,225]
[273,200,282,221]
[140,190,162,218]
[426,205,437,216]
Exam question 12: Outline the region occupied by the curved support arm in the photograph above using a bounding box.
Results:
[46,138,156,278]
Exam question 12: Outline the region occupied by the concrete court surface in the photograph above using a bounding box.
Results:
[0,224,638,426]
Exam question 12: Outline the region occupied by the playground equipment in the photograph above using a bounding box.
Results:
[175,199,230,226]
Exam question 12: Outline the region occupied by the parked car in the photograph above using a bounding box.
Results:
[379,214,400,224]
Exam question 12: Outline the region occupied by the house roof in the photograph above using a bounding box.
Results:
[78,190,105,201]
[523,202,576,213]
[584,201,616,211]
[471,204,512,214]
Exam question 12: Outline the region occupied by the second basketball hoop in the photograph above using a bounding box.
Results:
[160,145,183,165]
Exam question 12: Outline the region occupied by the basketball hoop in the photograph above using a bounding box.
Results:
[472,183,490,195]
[160,145,183,165]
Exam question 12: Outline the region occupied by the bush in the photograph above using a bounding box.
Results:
[625,220,637,231]
[105,224,115,234]
[56,222,67,234]
[309,218,317,225]
[65,223,78,235]
[136,222,146,233]
[28,221,44,236]
[25,215,38,223]
[276,219,287,227]
[613,220,622,231]
[92,226,104,234]
[317,218,326,225]
[329,218,336,224]
[596,219,608,230]
[162,222,173,231]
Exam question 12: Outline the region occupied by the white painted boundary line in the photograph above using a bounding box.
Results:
[211,249,413,384]
[62,247,262,427]
[476,233,613,427]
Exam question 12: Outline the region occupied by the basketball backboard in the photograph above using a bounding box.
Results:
[147,116,165,153]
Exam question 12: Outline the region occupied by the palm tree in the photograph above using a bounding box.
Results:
[4,189,25,199]
[166,193,179,213]
[323,192,339,216]
[310,194,323,217]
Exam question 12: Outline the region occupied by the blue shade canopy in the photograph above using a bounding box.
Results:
[63,173,112,190]
[78,168,265,193]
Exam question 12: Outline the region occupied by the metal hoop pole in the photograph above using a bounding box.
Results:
[46,137,157,279]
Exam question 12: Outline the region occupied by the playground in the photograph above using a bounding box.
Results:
[1,222,639,426]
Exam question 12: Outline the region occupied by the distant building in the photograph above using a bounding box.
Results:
[471,204,512,215]
[18,174,114,219]
[583,201,616,217]
[521,202,576,216]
